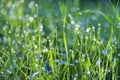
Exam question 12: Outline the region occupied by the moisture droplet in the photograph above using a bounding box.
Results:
[86,28,91,33]
[87,71,90,75]
[29,17,34,22]
[7,70,12,74]
[96,58,101,65]
[34,45,38,49]
[98,23,101,26]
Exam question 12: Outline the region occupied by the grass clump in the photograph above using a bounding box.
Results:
[0,0,120,80]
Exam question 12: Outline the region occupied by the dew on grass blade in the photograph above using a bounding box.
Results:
[35,4,38,7]
[69,63,74,66]
[82,54,85,62]
[34,14,38,18]
[75,24,80,31]
[77,43,80,46]
[34,45,38,49]
[86,28,91,33]
[98,23,101,26]
[32,36,35,41]
[74,77,77,80]
[21,34,24,38]
[69,49,72,52]
[96,58,101,65]
[8,31,11,34]
[60,60,66,65]
[92,26,95,32]
[92,37,96,42]
[85,36,88,40]
[20,0,24,3]
[87,70,90,75]
[102,50,107,56]
[68,14,73,19]
[1,61,4,64]
[7,70,12,74]
[40,55,42,58]
[3,25,7,31]
[28,1,35,8]
[3,37,7,42]
[40,24,43,32]
[35,64,38,67]
[79,12,82,15]
[30,72,39,80]
[91,16,96,21]
[11,48,15,53]
[118,53,120,57]
[98,27,101,30]
[29,17,34,22]
[42,48,48,53]
[75,60,79,63]
[92,26,95,30]
[55,59,59,63]
[71,20,75,25]
[1,72,4,75]
[2,47,5,50]
[35,58,38,62]
[74,73,78,77]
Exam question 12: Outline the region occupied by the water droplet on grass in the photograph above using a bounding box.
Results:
[96,58,101,65]
[85,36,88,40]
[30,72,39,80]
[60,60,66,65]
[75,60,79,63]
[55,59,59,63]
[1,72,4,74]
[29,17,34,22]
[87,70,90,75]
[86,28,91,33]
[42,48,48,53]
[35,64,38,67]
[79,12,82,15]
[28,1,35,8]
[35,4,38,7]
[98,23,101,26]
[34,45,38,49]
[118,54,120,57]
[69,63,74,66]
[7,70,12,74]
[71,20,75,25]
[102,50,107,56]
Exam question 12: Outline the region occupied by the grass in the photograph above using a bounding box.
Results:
[0,0,120,80]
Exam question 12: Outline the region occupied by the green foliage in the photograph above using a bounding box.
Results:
[0,0,120,80]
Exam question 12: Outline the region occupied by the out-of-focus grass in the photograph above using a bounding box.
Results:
[0,0,120,80]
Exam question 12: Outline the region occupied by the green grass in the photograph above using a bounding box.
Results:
[0,0,120,80]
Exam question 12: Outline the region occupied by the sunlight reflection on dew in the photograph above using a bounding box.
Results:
[34,45,38,49]
[28,1,35,8]
[79,12,82,15]
[29,17,34,22]
[1,72,4,74]
[40,24,43,32]
[71,20,75,25]
[98,23,101,26]
[7,70,12,74]
[75,60,79,63]
[85,36,88,40]
[86,28,91,33]
[102,50,107,56]
[42,48,48,53]
[35,64,38,67]
[87,70,90,75]
[35,4,38,7]
[96,58,101,65]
